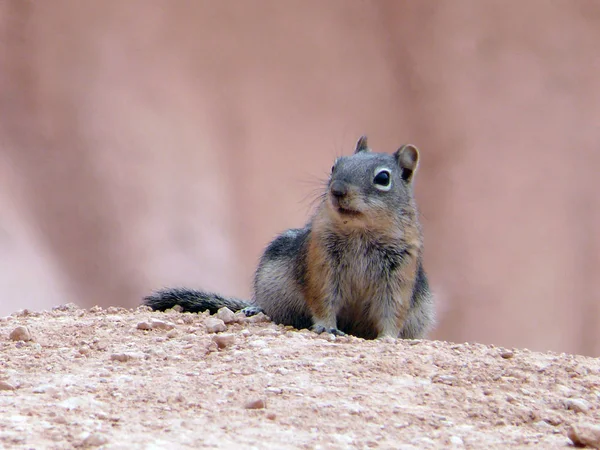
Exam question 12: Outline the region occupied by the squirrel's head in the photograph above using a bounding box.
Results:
[324,135,420,228]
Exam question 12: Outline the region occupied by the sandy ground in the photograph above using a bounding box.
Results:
[0,304,599,450]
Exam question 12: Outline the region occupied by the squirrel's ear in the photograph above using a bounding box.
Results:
[354,135,370,154]
[394,144,420,183]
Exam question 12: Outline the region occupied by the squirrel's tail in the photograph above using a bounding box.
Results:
[143,288,251,314]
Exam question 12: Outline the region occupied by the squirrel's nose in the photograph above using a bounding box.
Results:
[330,181,348,198]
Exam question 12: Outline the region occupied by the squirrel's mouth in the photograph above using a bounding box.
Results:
[330,196,361,216]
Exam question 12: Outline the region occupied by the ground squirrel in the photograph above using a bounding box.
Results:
[144,136,435,339]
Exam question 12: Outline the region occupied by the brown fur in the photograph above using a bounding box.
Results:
[305,188,425,339]
[304,229,334,324]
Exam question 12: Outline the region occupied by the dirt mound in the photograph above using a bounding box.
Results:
[1,305,599,449]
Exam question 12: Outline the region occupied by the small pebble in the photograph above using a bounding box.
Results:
[136,321,152,330]
[82,433,109,447]
[95,340,109,351]
[566,398,590,414]
[205,318,227,333]
[94,411,109,420]
[0,381,16,391]
[150,319,175,331]
[534,420,553,430]
[556,384,575,397]
[181,315,195,324]
[32,384,59,395]
[245,312,270,323]
[266,413,277,420]
[110,353,139,362]
[53,303,79,312]
[568,423,600,448]
[448,435,464,446]
[216,307,236,324]
[432,375,458,386]
[9,326,32,342]
[544,415,563,426]
[244,398,266,409]
[258,328,280,337]
[234,311,248,323]
[248,339,268,348]
[166,329,178,339]
[212,334,236,349]
[317,333,336,342]
[500,349,514,359]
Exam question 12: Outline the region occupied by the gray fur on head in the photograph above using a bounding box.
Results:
[329,142,420,215]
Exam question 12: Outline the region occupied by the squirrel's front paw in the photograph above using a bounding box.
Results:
[311,324,346,336]
[241,306,264,317]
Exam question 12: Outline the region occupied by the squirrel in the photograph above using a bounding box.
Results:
[143,136,435,340]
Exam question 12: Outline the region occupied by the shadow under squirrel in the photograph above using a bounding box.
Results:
[144,136,435,339]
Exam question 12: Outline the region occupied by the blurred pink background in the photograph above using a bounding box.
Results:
[1,0,599,356]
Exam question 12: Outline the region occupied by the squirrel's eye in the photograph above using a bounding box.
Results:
[373,169,391,191]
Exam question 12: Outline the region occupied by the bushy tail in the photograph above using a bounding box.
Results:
[143,288,251,314]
